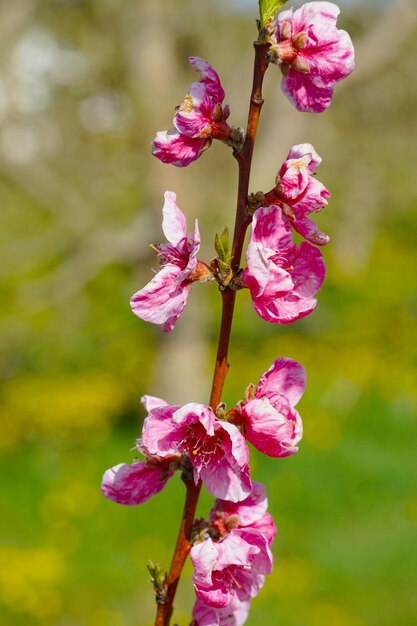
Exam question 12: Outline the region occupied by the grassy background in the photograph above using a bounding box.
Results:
[1,0,416,624]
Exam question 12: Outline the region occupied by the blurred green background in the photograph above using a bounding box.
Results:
[1,0,416,624]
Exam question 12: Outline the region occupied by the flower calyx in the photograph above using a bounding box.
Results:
[186,260,215,284]
[191,517,212,545]
[179,454,194,483]
[210,511,241,541]
[268,22,310,74]
[247,191,266,215]
[214,402,227,421]
[257,17,276,45]
[227,125,245,154]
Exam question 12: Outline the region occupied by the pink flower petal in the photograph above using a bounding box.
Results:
[256,358,306,407]
[251,205,294,252]
[174,82,215,138]
[161,191,187,246]
[244,242,292,299]
[294,175,330,213]
[192,597,251,626]
[152,128,211,167]
[253,290,317,324]
[294,3,354,88]
[191,531,271,610]
[243,397,300,457]
[130,264,190,331]
[211,481,268,527]
[279,155,311,200]
[201,455,252,504]
[281,70,336,113]
[101,460,175,506]
[293,214,330,246]
[251,513,277,547]
[276,2,355,112]
[275,145,330,245]
[141,395,169,411]
[286,143,322,173]
[244,205,325,324]
[287,241,326,299]
[172,403,216,435]
[141,404,181,456]
[232,528,273,576]
[188,56,225,103]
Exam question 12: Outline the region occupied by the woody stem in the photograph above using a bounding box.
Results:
[154,39,270,626]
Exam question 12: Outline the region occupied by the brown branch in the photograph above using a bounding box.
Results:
[210,41,270,410]
[153,39,271,626]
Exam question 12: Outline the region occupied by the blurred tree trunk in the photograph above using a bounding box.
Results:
[129,0,210,404]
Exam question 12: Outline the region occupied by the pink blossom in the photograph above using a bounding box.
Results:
[191,528,273,609]
[243,205,325,324]
[192,597,251,626]
[210,482,277,547]
[141,398,252,502]
[264,144,330,245]
[153,57,234,167]
[101,456,179,506]
[231,358,305,458]
[130,191,209,332]
[272,2,355,113]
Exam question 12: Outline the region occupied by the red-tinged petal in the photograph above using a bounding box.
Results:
[244,242,292,299]
[256,357,306,406]
[281,69,335,113]
[301,27,355,89]
[277,2,354,111]
[291,176,330,216]
[101,460,174,506]
[188,56,225,103]
[286,143,322,173]
[245,205,324,324]
[277,146,330,244]
[200,456,252,504]
[293,214,330,246]
[130,264,190,331]
[215,533,254,572]
[232,528,273,576]
[251,205,293,251]
[141,404,181,457]
[251,513,277,547]
[279,155,311,200]
[211,481,268,527]
[174,82,215,137]
[191,531,260,608]
[183,218,201,277]
[191,538,219,587]
[221,421,250,469]
[294,1,354,88]
[192,597,251,626]
[152,128,211,167]
[253,291,317,324]
[288,1,340,37]
[242,397,300,457]
[162,191,188,246]
[191,531,272,613]
[172,403,216,435]
[288,241,326,299]
[141,395,169,411]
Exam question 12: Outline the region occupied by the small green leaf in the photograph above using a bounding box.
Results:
[147,560,165,591]
[258,0,288,28]
[214,227,231,265]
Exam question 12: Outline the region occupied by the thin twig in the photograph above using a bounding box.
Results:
[153,38,271,626]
